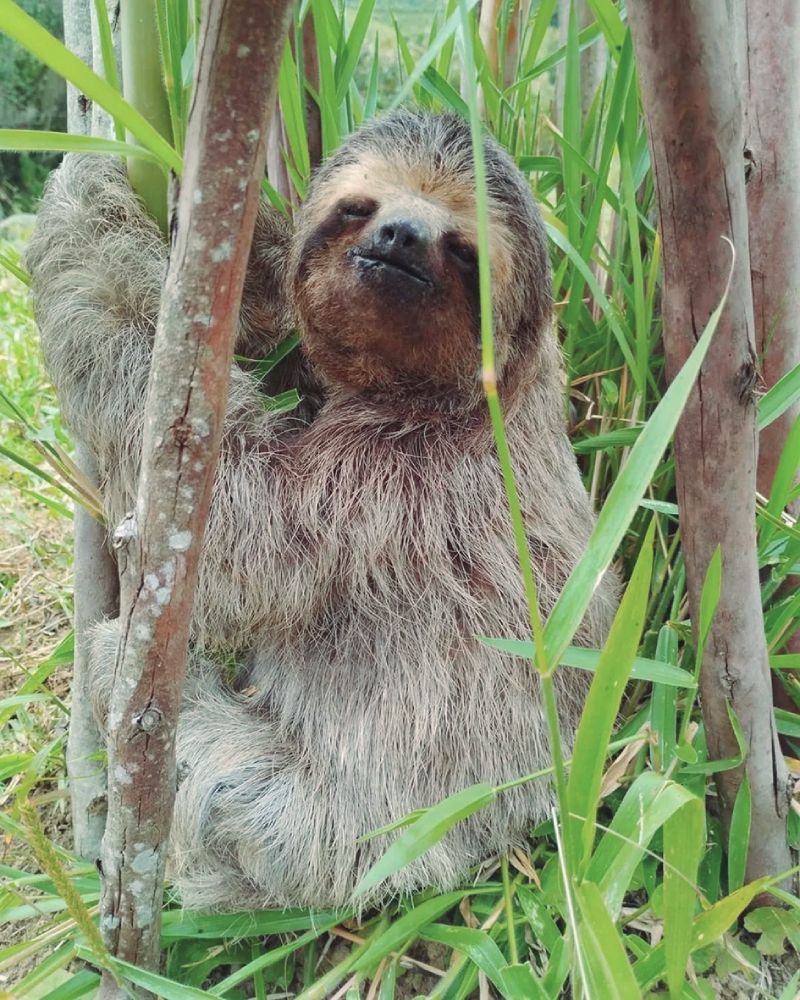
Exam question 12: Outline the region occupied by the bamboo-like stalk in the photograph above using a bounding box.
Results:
[120,0,173,231]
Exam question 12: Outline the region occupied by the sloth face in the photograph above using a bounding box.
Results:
[290,111,551,402]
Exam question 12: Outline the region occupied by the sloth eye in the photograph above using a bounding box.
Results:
[339,199,377,221]
[446,237,478,267]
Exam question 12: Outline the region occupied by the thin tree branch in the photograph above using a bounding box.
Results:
[98,0,293,989]
[61,0,120,861]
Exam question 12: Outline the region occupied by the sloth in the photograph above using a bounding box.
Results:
[27,110,618,911]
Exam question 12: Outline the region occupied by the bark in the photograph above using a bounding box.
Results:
[62,0,92,136]
[743,0,800,691]
[628,1,793,885]
[98,0,292,990]
[61,0,121,861]
[744,0,800,504]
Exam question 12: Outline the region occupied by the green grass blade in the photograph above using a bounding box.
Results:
[663,797,704,999]
[476,639,694,688]
[574,881,642,999]
[587,771,699,916]
[0,129,163,164]
[334,0,375,104]
[388,0,480,111]
[278,39,312,188]
[353,784,496,898]
[352,892,473,973]
[763,415,800,543]
[421,924,516,998]
[757,362,800,430]
[76,950,210,999]
[650,624,679,770]
[586,0,626,49]
[541,248,730,670]
[0,244,30,284]
[568,518,655,869]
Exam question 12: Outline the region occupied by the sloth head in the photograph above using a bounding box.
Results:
[290,110,551,410]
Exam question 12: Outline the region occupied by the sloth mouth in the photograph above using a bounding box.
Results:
[349,249,433,289]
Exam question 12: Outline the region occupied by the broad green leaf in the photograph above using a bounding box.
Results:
[664,797,704,999]
[587,771,700,917]
[743,906,800,956]
[499,963,549,1000]
[692,880,777,948]
[421,924,515,998]
[650,625,679,771]
[569,518,655,869]
[477,637,695,688]
[353,784,495,897]
[574,881,641,1000]
[633,878,773,990]
[727,775,751,892]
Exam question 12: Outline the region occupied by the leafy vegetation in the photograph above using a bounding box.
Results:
[1,1,799,997]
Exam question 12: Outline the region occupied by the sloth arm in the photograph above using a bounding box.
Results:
[26,156,319,634]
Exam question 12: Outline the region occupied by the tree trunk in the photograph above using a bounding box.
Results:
[743,0,800,700]
[61,0,120,862]
[98,1,292,991]
[628,1,793,885]
[744,0,800,504]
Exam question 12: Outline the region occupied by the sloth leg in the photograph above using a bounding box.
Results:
[168,681,341,912]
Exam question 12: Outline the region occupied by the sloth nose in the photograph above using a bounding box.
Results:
[372,217,431,266]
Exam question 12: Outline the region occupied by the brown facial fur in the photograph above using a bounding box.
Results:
[289,112,550,410]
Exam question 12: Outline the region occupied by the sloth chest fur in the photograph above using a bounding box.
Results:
[199,417,537,664]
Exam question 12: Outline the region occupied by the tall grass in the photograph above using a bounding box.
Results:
[1,0,799,997]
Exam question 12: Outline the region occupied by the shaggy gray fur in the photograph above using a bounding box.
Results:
[27,111,618,911]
